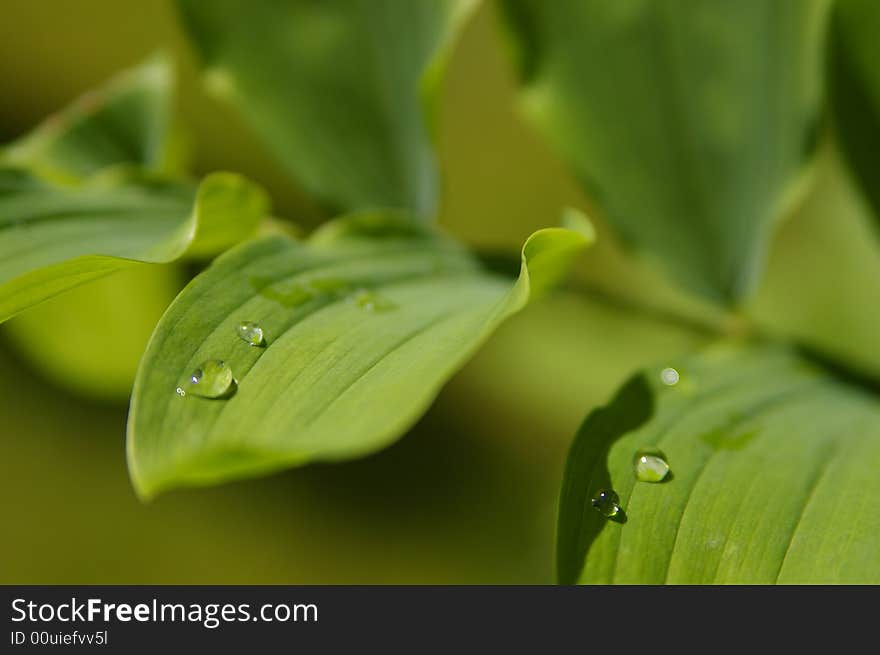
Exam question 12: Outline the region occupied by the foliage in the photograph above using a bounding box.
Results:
[557,344,880,584]
[2,0,880,583]
[177,0,478,218]
[498,0,829,302]
[128,211,591,497]
[0,55,267,323]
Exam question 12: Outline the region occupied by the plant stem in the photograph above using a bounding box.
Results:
[568,280,756,340]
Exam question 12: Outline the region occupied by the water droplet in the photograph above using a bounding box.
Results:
[236,321,265,347]
[187,360,234,398]
[660,367,680,386]
[175,387,186,397]
[633,448,670,482]
[591,489,622,518]
[353,288,396,312]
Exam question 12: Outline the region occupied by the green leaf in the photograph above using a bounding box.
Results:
[2,264,184,400]
[828,0,880,226]
[176,0,477,218]
[1,52,184,182]
[557,343,880,584]
[498,0,829,302]
[0,56,269,323]
[0,169,267,323]
[127,210,593,498]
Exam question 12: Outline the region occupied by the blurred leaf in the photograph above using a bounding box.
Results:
[127,211,593,498]
[1,52,185,181]
[0,56,269,323]
[3,265,183,400]
[750,143,880,377]
[0,169,267,322]
[558,343,880,584]
[828,0,880,226]
[176,0,477,219]
[499,0,829,303]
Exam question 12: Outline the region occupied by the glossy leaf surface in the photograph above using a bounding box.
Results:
[128,211,593,498]
[558,344,880,584]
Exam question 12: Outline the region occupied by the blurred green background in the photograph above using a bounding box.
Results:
[2,0,879,583]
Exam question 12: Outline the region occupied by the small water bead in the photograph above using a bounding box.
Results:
[591,489,622,518]
[660,367,680,386]
[175,387,186,397]
[236,321,265,346]
[633,448,670,482]
[353,289,396,312]
[187,360,234,398]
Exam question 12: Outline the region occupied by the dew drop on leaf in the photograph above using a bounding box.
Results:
[236,321,265,347]
[660,367,680,386]
[187,360,234,398]
[591,489,622,518]
[633,448,670,482]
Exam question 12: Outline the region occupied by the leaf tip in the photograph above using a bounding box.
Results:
[518,207,595,301]
[560,206,596,243]
[185,172,271,257]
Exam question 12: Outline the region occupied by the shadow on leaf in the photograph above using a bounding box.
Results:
[556,374,653,584]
